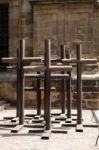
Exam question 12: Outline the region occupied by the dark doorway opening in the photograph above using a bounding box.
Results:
[0,4,9,70]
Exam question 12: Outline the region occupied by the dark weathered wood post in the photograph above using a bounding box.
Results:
[19,39,25,125]
[44,39,51,130]
[60,45,66,114]
[66,50,72,119]
[76,44,82,124]
[16,48,20,117]
[37,71,41,115]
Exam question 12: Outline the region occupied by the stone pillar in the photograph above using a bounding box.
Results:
[19,0,33,56]
[9,0,19,56]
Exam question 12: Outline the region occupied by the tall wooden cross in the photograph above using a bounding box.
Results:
[1,39,42,125]
[62,42,97,125]
[43,39,72,130]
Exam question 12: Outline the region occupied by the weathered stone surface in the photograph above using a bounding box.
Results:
[0,0,99,109]
[0,0,98,57]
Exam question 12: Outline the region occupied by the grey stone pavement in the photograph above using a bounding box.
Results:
[0,109,99,150]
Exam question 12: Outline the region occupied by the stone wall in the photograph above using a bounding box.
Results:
[0,0,99,58]
[11,0,99,59]
[0,0,33,57]
[0,0,99,108]
[31,1,95,58]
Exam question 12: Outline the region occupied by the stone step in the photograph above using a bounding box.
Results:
[0,103,11,111]
[83,99,99,109]
[41,130,51,139]
[76,124,83,132]
[4,103,11,109]
[73,86,99,92]
[73,92,99,99]
[0,100,6,105]
[0,105,4,111]
[73,80,98,86]
[24,87,35,91]
[83,99,99,102]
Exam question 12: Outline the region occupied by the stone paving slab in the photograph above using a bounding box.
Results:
[0,109,98,150]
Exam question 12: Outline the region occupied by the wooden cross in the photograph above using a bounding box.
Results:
[1,39,43,125]
[62,42,97,125]
[43,40,72,130]
[23,39,72,130]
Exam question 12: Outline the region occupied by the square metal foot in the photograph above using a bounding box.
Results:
[41,130,51,139]
[34,115,41,119]
[66,118,72,123]
[76,124,83,132]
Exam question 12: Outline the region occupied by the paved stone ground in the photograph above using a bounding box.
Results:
[0,109,99,150]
